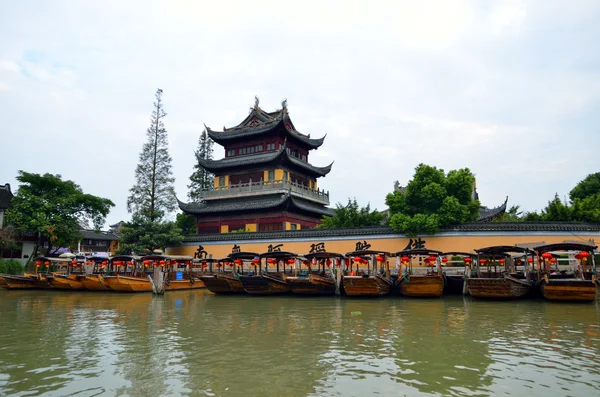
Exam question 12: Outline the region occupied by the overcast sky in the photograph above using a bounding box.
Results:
[1,0,599,227]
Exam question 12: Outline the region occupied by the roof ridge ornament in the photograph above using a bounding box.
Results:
[281,99,288,112]
[254,95,260,109]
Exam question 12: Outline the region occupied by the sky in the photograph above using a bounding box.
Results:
[1,0,599,228]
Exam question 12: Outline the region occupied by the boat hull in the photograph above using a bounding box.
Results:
[288,274,336,296]
[343,274,391,297]
[467,276,532,299]
[240,274,291,295]
[443,274,464,295]
[103,275,153,292]
[165,278,206,291]
[80,275,108,291]
[397,274,444,297]
[201,274,245,294]
[540,279,597,302]
[1,274,52,289]
[49,274,86,290]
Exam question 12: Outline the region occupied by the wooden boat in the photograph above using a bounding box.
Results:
[440,252,475,295]
[164,255,205,290]
[466,246,535,300]
[0,273,53,289]
[534,243,597,302]
[103,255,153,292]
[342,250,393,297]
[201,272,245,294]
[78,254,111,291]
[240,251,294,295]
[287,251,343,296]
[0,276,7,288]
[395,249,444,298]
[79,274,108,291]
[48,273,86,290]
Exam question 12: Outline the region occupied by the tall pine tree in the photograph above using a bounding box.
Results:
[119,89,182,254]
[188,129,214,201]
[127,88,176,221]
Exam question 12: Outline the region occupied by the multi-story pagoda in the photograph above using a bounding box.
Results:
[178,98,334,234]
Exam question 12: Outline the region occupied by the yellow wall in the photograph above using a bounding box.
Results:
[214,176,229,188]
[167,233,598,266]
[245,223,257,232]
[275,169,284,181]
[214,176,219,188]
[225,175,229,186]
[220,225,229,233]
[263,170,269,182]
[284,222,291,230]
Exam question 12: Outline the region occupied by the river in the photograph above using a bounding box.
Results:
[0,290,599,396]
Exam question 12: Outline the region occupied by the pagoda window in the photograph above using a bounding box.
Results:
[266,143,275,151]
[219,177,225,188]
[301,154,306,161]
[249,146,255,154]
[227,149,235,157]
[257,144,263,151]
[268,170,275,182]
[283,171,288,181]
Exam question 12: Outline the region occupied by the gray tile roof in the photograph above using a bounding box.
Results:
[197,143,333,177]
[178,193,334,217]
[206,104,325,149]
[0,183,13,209]
[182,222,600,243]
[478,197,508,221]
[80,229,119,241]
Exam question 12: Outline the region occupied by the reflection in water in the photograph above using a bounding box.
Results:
[0,291,599,396]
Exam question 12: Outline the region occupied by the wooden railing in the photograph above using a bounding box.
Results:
[200,179,330,204]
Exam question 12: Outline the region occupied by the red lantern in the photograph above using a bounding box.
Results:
[580,251,590,258]
[527,257,533,264]
[70,260,77,265]
[375,255,384,262]
[516,259,522,265]
[102,261,107,266]
[44,261,50,266]
[541,252,553,260]
[252,259,259,265]
[463,257,472,264]
[326,259,332,267]
[159,260,166,265]
[267,258,276,264]
[35,261,42,266]
[360,258,368,264]
[479,259,487,265]
[234,259,243,265]
[171,261,178,265]
[401,256,410,263]
[549,258,557,264]
[216,263,222,268]
[441,257,448,263]
[225,261,231,266]
[424,257,431,264]
[353,256,362,263]
[286,259,295,265]
[202,263,208,268]
[428,256,437,263]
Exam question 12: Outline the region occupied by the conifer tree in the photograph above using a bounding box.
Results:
[188,129,214,201]
[119,89,182,254]
[127,88,176,222]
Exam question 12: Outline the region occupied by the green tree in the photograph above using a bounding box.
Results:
[386,164,480,236]
[541,194,572,221]
[175,213,196,236]
[494,205,524,222]
[569,173,600,202]
[117,213,183,255]
[6,171,114,258]
[127,88,176,222]
[188,129,214,201]
[120,89,183,254]
[319,198,384,228]
[569,172,600,223]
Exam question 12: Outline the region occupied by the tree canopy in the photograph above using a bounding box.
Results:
[6,171,114,256]
[319,198,384,229]
[385,164,480,236]
[119,89,182,254]
[188,129,214,201]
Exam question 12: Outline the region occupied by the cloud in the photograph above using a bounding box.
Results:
[0,0,599,226]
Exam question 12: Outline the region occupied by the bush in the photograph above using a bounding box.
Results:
[0,259,24,275]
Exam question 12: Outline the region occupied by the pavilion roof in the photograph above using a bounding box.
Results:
[196,142,333,177]
[206,100,326,149]
[0,183,13,210]
[178,193,334,217]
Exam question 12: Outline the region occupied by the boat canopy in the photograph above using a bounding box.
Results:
[304,251,345,260]
[533,243,597,253]
[229,252,260,260]
[395,249,442,257]
[345,250,391,257]
[109,255,139,262]
[441,251,475,257]
[258,251,299,259]
[475,246,532,256]
[33,256,72,263]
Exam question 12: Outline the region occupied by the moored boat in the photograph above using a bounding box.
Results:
[395,249,444,298]
[164,255,205,290]
[342,250,393,297]
[102,255,152,292]
[201,257,246,294]
[440,252,475,295]
[240,251,295,295]
[534,243,597,302]
[466,246,535,300]
[39,257,85,290]
[287,250,343,296]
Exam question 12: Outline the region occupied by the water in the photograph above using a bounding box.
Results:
[0,291,599,397]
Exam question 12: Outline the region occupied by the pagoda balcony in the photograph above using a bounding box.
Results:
[200,179,330,205]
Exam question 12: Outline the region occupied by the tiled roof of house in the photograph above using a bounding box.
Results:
[182,222,600,243]
[0,183,13,210]
[80,230,119,241]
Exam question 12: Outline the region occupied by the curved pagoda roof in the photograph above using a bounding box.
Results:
[178,193,335,217]
[196,141,333,177]
[478,196,508,222]
[206,99,326,149]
